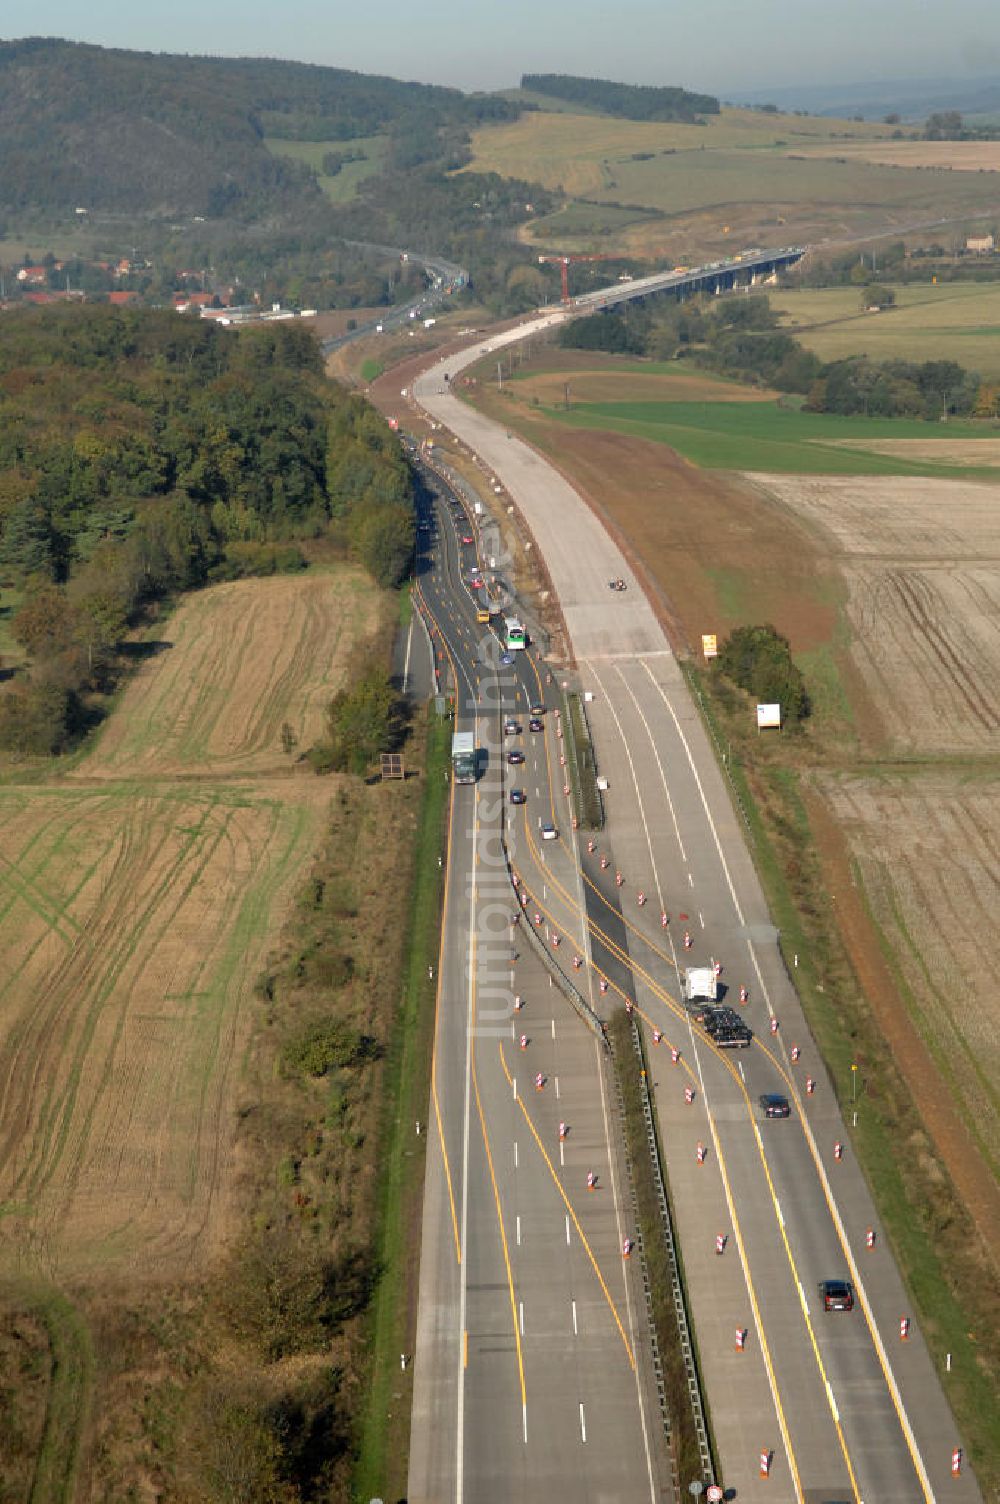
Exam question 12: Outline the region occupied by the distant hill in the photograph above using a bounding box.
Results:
[0,37,516,220]
[732,74,1000,122]
[520,73,719,122]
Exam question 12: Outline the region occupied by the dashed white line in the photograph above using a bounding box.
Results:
[519,1301,524,1336]
[514,1141,519,1169]
[579,1403,587,1443]
[571,1299,578,1335]
[551,1018,556,1039]
[554,1075,561,1099]
[516,1215,522,1246]
[565,1215,571,1246]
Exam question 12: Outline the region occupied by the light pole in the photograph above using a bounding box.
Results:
[851,1062,858,1126]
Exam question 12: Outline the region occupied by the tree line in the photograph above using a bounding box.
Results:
[558,290,988,418]
[521,73,719,122]
[0,305,415,755]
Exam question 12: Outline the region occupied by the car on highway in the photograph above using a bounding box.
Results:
[819,1280,854,1312]
[528,717,544,733]
[510,789,527,805]
[507,750,525,765]
[461,534,474,545]
[759,1093,791,1119]
[540,823,557,840]
[529,703,545,716]
[499,651,514,666]
[469,577,483,589]
[504,719,521,735]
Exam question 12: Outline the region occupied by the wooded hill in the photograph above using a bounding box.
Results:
[0,37,516,220]
[0,305,415,754]
[520,72,719,121]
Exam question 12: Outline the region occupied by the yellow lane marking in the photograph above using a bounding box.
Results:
[414,583,462,1265]
[471,937,528,1413]
[497,1042,635,1370]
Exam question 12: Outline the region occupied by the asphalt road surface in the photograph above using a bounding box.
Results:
[407,322,982,1504]
[408,476,671,1503]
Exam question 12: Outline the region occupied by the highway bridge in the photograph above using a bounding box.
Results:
[570,244,806,313]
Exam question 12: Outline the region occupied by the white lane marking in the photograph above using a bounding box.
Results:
[608,660,688,863]
[512,1077,517,1101]
[456,787,478,1504]
[554,1076,561,1099]
[641,661,934,1495]
[514,1141,519,1169]
[519,1301,524,1336]
[565,1215,571,1246]
[516,1215,521,1246]
[402,614,414,694]
[572,1299,578,1335]
[738,1060,746,1083]
[639,663,745,923]
[826,1382,840,1424]
[775,1197,785,1230]
[579,1404,587,1443]
[797,1282,809,1317]
[523,1404,528,1445]
[560,1140,565,1167]
[585,661,666,907]
[699,911,705,929]
[687,872,694,887]
[551,1018,556,1039]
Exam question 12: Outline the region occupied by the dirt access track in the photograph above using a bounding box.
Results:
[0,570,377,1284]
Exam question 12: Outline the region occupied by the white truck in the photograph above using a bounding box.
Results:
[683,966,718,1003]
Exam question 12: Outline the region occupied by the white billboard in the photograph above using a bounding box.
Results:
[756,703,781,729]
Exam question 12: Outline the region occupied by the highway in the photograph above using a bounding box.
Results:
[406,315,983,1502]
[408,471,670,1502]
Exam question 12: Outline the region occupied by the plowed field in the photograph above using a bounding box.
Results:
[747,474,1000,755]
[0,570,374,1279]
[818,771,1000,1182]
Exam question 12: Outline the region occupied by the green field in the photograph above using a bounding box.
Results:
[264,134,387,203]
[543,397,999,474]
[770,282,1000,380]
[468,105,1000,259]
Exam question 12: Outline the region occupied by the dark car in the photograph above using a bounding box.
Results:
[528,718,544,733]
[510,788,527,805]
[504,720,521,736]
[819,1280,854,1312]
[508,750,525,765]
[759,1093,791,1119]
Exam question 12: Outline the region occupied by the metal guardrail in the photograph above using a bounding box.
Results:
[628,1016,716,1488]
[505,848,608,1049]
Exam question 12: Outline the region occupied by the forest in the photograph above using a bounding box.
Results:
[520,72,720,121]
[0,304,414,754]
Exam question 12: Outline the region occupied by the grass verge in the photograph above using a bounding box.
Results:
[27,1287,94,1504]
[608,1009,710,1489]
[353,706,451,1501]
[683,662,1000,1496]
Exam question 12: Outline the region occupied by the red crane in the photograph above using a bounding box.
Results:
[537,252,616,304]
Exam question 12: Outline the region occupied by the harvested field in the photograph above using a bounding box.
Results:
[84,572,377,780]
[747,474,1000,755]
[0,780,324,1277]
[0,569,378,1284]
[825,438,1000,467]
[818,770,1000,1182]
[790,140,1000,172]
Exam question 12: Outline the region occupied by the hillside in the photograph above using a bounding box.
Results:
[0,37,515,220]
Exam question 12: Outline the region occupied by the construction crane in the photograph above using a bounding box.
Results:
[537,252,616,304]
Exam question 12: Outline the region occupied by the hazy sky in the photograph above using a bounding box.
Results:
[12,0,1000,93]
